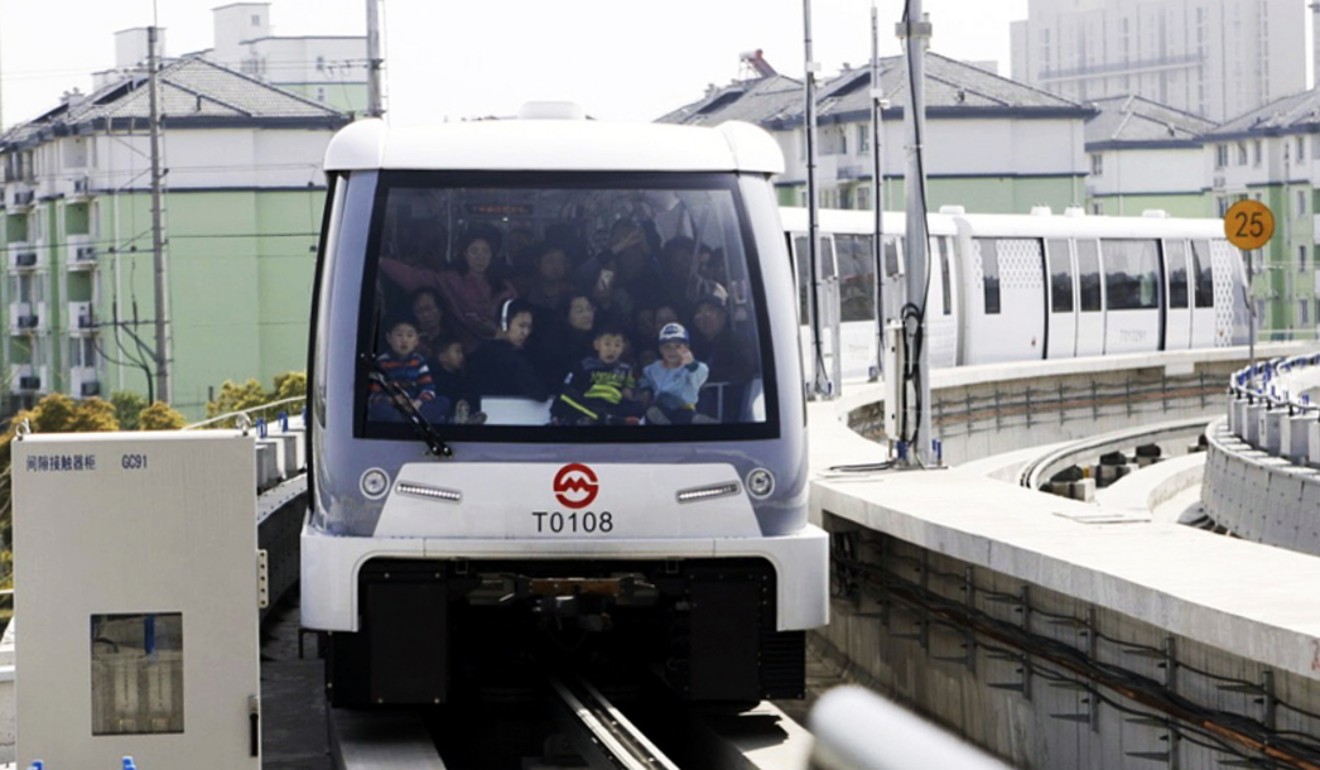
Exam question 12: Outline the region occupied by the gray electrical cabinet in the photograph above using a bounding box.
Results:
[12,431,261,769]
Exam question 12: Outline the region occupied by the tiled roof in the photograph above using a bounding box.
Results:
[1205,87,1320,138]
[1085,94,1215,147]
[1,55,346,148]
[659,51,1090,128]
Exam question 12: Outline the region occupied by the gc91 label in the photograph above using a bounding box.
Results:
[531,510,614,534]
[121,453,148,470]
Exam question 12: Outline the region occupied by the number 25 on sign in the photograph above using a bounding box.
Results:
[1224,200,1275,251]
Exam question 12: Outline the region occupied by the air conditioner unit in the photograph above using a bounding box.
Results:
[18,376,40,391]
[15,252,36,267]
[73,176,91,194]
[75,246,96,262]
[16,314,38,329]
[80,380,101,397]
[12,191,33,206]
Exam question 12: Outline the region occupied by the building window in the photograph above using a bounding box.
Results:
[857,124,870,155]
[1237,142,1248,166]
[316,56,325,72]
[1301,298,1310,326]
[1300,189,1309,216]
[1215,144,1228,169]
[1091,153,1103,175]
[1301,244,1309,272]
[1092,201,1104,215]
[251,14,261,25]
[316,86,327,103]
[1254,140,1262,166]
[1299,136,1307,162]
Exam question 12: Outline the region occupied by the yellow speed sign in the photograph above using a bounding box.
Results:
[1224,200,1275,250]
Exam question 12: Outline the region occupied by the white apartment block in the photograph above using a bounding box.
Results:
[1011,0,1305,122]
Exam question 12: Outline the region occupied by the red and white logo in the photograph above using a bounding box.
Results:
[553,463,599,509]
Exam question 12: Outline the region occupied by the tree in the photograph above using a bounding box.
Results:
[206,372,307,426]
[206,379,269,426]
[139,401,186,431]
[112,390,149,431]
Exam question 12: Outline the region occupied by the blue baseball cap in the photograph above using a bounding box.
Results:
[658,322,689,345]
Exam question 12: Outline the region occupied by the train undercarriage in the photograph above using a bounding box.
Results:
[324,557,805,706]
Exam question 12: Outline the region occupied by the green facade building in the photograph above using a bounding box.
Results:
[0,56,349,418]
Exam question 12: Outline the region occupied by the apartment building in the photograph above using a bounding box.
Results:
[1084,94,1216,217]
[660,52,1095,215]
[1011,0,1305,122]
[1202,88,1320,340]
[0,55,349,416]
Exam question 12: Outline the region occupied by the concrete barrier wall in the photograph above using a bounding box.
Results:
[1202,419,1320,556]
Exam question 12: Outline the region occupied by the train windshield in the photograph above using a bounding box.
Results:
[356,170,775,442]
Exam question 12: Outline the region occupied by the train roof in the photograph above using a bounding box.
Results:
[323,110,785,175]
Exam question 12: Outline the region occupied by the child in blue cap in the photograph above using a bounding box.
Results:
[638,322,714,424]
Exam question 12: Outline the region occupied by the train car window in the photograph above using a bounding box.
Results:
[1046,239,1073,312]
[1165,240,1189,309]
[1077,239,1102,312]
[837,234,876,322]
[355,171,775,440]
[976,238,1001,315]
[1191,239,1215,308]
[1101,239,1160,311]
[937,237,952,315]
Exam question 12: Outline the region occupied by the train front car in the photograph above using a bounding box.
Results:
[302,110,828,706]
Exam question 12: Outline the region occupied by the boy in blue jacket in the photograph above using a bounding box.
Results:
[638,322,714,424]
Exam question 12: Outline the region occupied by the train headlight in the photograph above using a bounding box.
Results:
[360,468,390,500]
[746,468,775,499]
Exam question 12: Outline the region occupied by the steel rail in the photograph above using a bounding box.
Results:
[548,675,681,770]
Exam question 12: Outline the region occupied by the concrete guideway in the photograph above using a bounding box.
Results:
[809,393,1320,683]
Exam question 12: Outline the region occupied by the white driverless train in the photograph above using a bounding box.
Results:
[782,206,1250,382]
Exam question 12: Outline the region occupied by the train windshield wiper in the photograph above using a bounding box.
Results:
[362,354,453,458]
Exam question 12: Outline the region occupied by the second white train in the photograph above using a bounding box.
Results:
[781,206,1251,381]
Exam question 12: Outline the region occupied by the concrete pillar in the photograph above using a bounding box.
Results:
[1289,414,1311,463]
[1263,409,1286,455]
[1232,398,1252,440]
[1247,402,1266,447]
[1310,421,1320,469]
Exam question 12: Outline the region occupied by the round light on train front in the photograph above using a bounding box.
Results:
[360,468,390,500]
[746,468,775,499]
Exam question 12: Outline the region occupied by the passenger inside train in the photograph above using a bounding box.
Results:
[359,180,770,430]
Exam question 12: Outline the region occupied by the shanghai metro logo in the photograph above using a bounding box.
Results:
[553,463,599,509]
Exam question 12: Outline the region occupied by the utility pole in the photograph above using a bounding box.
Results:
[366,0,384,117]
[803,0,831,398]
[898,1,933,465]
[148,26,171,404]
[870,1,886,382]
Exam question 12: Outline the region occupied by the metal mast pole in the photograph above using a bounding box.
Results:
[804,0,829,398]
[870,2,886,382]
[366,0,384,117]
[899,1,932,465]
[148,26,171,404]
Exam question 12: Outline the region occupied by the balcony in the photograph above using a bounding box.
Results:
[66,234,96,270]
[9,188,34,211]
[69,301,95,333]
[70,366,100,398]
[9,301,45,334]
[8,243,38,271]
[65,175,94,202]
[9,364,47,395]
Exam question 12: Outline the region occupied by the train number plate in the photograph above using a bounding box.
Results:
[530,510,615,535]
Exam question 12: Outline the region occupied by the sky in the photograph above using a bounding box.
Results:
[0,0,1028,130]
